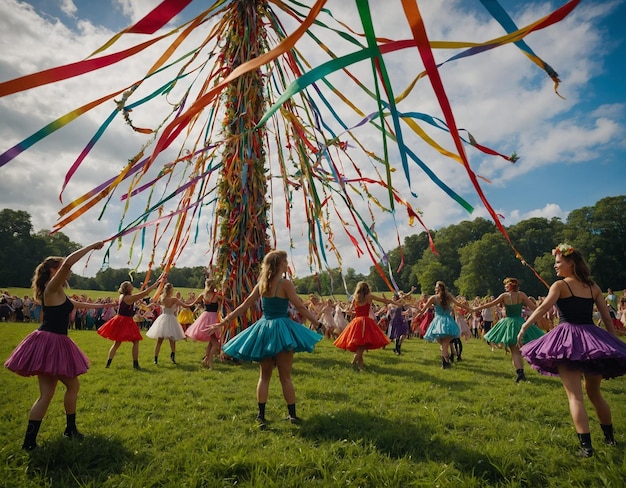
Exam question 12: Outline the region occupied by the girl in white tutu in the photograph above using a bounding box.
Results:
[4,241,106,451]
[146,283,191,365]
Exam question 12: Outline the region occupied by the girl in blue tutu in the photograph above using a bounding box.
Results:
[220,250,322,427]
[413,281,472,369]
[517,243,626,457]
[5,241,106,451]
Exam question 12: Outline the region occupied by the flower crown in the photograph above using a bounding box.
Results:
[503,277,518,285]
[552,243,574,257]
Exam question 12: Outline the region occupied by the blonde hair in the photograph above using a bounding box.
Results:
[259,250,287,296]
[163,283,173,296]
[119,281,133,295]
[32,256,64,301]
[353,281,370,304]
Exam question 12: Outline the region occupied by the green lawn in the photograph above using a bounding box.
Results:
[1,322,625,487]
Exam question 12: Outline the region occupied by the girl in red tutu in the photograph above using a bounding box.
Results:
[518,244,626,457]
[4,241,106,451]
[333,281,397,371]
[98,276,164,370]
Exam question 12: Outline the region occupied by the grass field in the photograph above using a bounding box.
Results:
[1,322,625,487]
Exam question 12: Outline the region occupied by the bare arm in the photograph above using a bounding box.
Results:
[45,241,104,304]
[282,280,320,326]
[473,293,504,312]
[594,284,616,335]
[125,274,166,304]
[69,299,108,310]
[220,284,261,323]
[517,282,563,346]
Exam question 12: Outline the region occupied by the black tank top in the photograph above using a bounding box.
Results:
[205,302,218,312]
[39,296,74,335]
[556,281,594,325]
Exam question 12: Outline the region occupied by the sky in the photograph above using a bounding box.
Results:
[0,0,625,279]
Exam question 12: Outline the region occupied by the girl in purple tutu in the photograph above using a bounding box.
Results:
[4,241,106,451]
[517,243,626,457]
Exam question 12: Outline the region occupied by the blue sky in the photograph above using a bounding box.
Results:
[0,0,624,277]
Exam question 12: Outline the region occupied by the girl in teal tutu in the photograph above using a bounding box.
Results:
[517,244,626,457]
[473,277,543,382]
[220,250,322,428]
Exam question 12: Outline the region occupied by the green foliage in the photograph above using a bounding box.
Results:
[1,324,624,486]
[2,195,625,296]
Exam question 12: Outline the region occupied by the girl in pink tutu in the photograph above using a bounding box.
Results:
[518,244,626,457]
[98,275,165,370]
[185,279,228,369]
[4,241,106,451]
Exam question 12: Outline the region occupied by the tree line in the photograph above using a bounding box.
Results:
[1,195,624,297]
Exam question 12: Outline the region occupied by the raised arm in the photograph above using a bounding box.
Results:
[47,241,104,293]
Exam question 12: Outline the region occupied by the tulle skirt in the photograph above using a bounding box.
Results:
[520,322,626,378]
[484,316,544,347]
[334,316,390,352]
[4,330,89,377]
[456,313,472,340]
[388,314,409,339]
[185,311,220,342]
[222,317,322,362]
[418,312,434,337]
[423,314,460,342]
[146,314,186,341]
[177,308,195,325]
[97,315,143,342]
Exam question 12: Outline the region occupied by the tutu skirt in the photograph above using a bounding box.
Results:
[520,322,626,378]
[418,312,434,337]
[334,316,390,352]
[423,315,460,342]
[484,316,544,347]
[146,314,185,341]
[177,308,194,325]
[97,315,143,342]
[388,312,409,339]
[4,330,89,377]
[222,317,322,362]
[185,311,220,342]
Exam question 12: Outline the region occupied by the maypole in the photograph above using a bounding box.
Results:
[216,0,270,323]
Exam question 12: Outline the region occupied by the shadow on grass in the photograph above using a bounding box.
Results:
[298,409,507,484]
[26,434,146,486]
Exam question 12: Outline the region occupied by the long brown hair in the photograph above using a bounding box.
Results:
[563,250,594,287]
[32,257,64,302]
[259,250,287,296]
[436,281,450,309]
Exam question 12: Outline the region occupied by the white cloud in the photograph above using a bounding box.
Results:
[0,0,623,278]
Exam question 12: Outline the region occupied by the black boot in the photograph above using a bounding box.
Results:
[515,368,526,383]
[256,402,267,429]
[601,424,617,446]
[577,433,594,457]
[63,413,84,440]
[105,358,112,368]
[170,352,177,364]
[153,356,158,365]
[133,360,140,370]
[287,403,301,424]
[22,419,41,451]
[441,356,451,369]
